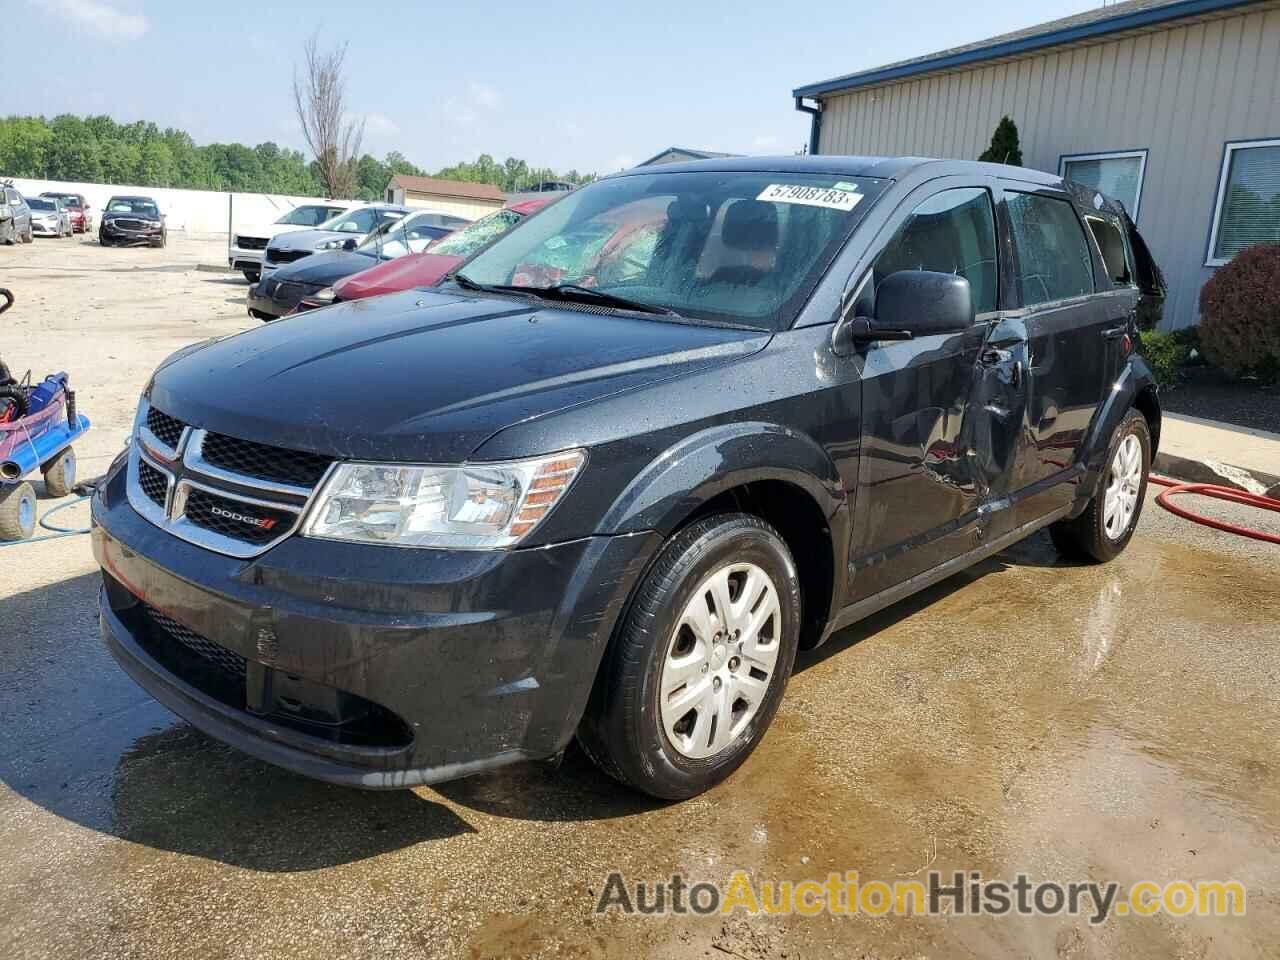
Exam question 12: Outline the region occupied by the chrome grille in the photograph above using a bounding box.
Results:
[266,248,309,265]
[201,432,331,488]
[146,606,247,680]
[126,399,332,559]
[236,235,268,250]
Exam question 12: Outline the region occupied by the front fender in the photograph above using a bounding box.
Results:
[597,421,846,536]
[1073,356,1160,514]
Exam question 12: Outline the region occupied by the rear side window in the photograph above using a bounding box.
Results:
[1084,215,1130,285]
[1005,192,1094,306]
[873,187,998,314]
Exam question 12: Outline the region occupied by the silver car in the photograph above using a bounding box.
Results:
[258,204,416,279]
[27,197,73,238]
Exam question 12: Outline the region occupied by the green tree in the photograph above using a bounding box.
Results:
[138,140,175,186]
[0,117,53,177]
[46,114,102,181]
[979,116,1023,166]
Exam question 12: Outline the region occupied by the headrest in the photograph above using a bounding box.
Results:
[721,200,778,251]
[666,197,711,224]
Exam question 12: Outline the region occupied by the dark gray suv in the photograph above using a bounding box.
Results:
[92,156,1165,800]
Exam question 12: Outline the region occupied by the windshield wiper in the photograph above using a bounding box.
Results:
[448,275,677,317]
[526,283,679,316]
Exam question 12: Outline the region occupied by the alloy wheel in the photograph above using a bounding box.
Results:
[1104,433,1142,540]
[659,561,781,759]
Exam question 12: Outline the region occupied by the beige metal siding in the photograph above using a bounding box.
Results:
[403,193,504,221]
[816,5,1280,328]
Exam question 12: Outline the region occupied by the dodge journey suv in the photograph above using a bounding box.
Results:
[92,157,1164,799]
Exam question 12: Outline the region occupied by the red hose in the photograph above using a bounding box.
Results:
[1149,474,1280,544]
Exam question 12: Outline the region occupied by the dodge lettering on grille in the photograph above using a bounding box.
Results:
[210,505,278,530]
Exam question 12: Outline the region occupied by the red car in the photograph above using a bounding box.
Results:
[299,196,559,310]
[39,192,90,233]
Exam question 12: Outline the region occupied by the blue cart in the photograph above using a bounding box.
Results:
[0,288,92,541]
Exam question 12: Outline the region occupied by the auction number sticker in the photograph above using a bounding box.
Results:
[756,183,862,211]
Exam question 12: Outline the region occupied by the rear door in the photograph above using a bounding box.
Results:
[996,180,1111,530]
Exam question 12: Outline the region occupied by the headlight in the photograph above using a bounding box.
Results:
[318,238,345,250]
[309,286,336,304]
[302,450,586,549]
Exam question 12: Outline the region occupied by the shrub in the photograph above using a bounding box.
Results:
[978,117,1023,166]
[1140,327,1200,387]
[1198,244,1280,377]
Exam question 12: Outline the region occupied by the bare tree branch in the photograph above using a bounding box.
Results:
[292,31,364,199]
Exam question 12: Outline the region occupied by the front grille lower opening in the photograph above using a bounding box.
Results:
[137,460,169,507]
[145,406,185,448]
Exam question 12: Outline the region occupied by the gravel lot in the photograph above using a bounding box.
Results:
[1,237,1277,959]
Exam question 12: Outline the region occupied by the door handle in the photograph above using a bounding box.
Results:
[1102,324,1128,340]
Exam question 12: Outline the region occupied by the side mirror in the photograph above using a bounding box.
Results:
[845,270,975,345]
[342,237,358,251]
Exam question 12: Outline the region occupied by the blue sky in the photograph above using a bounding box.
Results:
[8,0,1097,175]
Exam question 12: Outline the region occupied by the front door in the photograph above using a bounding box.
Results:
[847,182,1002,600]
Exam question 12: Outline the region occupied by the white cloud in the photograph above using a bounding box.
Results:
[38,0,149,39]
[467,83,501,110]
[359,112,400,137]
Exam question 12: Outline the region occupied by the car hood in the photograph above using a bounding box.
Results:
[236,222,324,241]
[269,228,360,252]
[267,250,379,286]
[334,251,463,301]
[148,289,771,463]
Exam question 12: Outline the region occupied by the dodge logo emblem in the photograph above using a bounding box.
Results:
[210,505,277,530]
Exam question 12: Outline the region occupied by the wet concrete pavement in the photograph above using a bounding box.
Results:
[2,240,1279,958]
[2,494,1277,959]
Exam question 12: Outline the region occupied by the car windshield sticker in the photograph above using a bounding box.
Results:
[756,184,863,212]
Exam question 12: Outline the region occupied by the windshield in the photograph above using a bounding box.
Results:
[277,205,342,227]
[28,198,56,211]
[107,198,159,215]
[44,194,82,208]
[429,209,523,258]
[321,206,403,234]
[456,171,886,329]
[356,211,452,259]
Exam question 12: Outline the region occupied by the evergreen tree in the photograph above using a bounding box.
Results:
[979,116,1023,166]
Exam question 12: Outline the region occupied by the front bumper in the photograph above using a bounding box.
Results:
[31,220,61,235]
[247,277,322,319]
[91,455,658,788]
[101,221,163,244]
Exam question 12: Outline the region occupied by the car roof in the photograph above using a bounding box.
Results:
[604,154,1064,187]
[505,196,559,216]
[108,195,158,202]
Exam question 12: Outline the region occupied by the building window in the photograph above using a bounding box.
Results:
[1059,150,1148,221]
[1206,138,1280,266]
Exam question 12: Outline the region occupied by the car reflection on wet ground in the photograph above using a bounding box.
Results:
[2,488,1277,959]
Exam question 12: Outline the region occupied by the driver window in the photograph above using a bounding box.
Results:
[872,187,998,314]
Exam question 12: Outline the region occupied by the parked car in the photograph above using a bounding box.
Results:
[0,184,32,244]
[297,196,559,310]
[258,204,443,280]
[99,196,166,248]
[246,210,459,320]
[91,156,1164,801]
[40,192,91,233]
[229,202,355,283]
[27,197,74,238]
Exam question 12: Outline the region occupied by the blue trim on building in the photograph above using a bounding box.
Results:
[793,0,1261,98]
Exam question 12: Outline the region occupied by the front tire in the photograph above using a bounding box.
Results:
[579,513,801,799]
[0,482,37,541]
[1050,408,1151,562]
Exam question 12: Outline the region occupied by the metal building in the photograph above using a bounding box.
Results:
[793,0,1280,329]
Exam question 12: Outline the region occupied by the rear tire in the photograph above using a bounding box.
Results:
[0,482,37,541]
[23,226,33,243]
[1049,408,1151,563]
[578,513,801,799]
[41,448,76,498]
